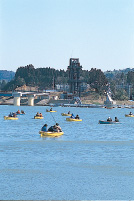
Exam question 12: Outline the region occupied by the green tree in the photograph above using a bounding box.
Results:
[15,77,26,87]
[127,71,134,84]
[114,89,128,100]
[0,80,7,90]
[88,68,108,93]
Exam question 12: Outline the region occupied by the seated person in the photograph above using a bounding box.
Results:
[129,112,133,115]
[39,113,43,117]
[52,125,59,132]
[71,113,75,119]
[36,112,40,116]
[41,124,48,132]
[50,108,52,111]
[107,117,112,122]
[13,113,17,117]
[48,123,62,132]
[54,123,62,132]
[48,126,55,132]
[68,111,70,114]
[21,110,25,114]
[75,114,80,119]
[16,110,20,114]
[8,112,13,117]
[115,117,119,122]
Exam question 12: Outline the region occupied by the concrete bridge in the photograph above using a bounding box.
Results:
[12,91,49,106]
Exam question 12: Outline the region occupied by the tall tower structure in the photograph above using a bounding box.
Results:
[67,58,82,97]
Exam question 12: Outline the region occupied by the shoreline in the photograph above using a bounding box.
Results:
[1,95,134,108]
[1,102,134,108]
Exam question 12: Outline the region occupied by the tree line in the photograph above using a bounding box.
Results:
[2,64,108,94]
[2,64,134,100]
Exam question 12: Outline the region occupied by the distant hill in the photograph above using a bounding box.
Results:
[0,70,15,82]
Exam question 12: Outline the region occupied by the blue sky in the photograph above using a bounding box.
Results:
[0,0,134,72]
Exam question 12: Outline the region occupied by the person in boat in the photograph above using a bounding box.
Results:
[8,112,13,117]
[21,110,25,114]
[75,114,80,119]
[54,123,62,132]
[13,113,17,117]
[39,113,43,117]
[16,109,20,114]
[41,124,48,132]
[115,117,119,122]
[48,125,55,132]
[36,112,40,117]
[68,111,70,114]
[50,108,52,111]
[129,112,133,115]
[51,125,58,132]
[48,123,62,132]
[107,117,112,122]
[71,113,75,119]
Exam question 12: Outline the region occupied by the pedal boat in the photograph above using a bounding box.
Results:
[46,109,56,112]
[125,114,134,117]
[34,116,44,119]
[39,131,64,137]
[4,116,18,120]
[61,113,71,116]
[66,118,82,122]
[99,120,120,124]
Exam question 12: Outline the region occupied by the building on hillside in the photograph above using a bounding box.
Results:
[55,84,69,92]
[67,58,82,97]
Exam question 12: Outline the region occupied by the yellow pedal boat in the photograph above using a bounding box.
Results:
[46,109,56,112]
[61,113,71,116]
[66,118,82,122]
[4,116,18,120]
[125,114,134,117]
[39,131,64,137]
[34,116,44,119]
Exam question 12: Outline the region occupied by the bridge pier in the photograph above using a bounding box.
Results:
[28,94,35,106]
[12,92,22,106]
[12,91,49,106]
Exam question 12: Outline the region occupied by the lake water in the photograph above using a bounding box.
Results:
[0,105,134,200]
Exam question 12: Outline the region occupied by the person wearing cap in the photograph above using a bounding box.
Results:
[41,124,48,132]
[107,117,112,122]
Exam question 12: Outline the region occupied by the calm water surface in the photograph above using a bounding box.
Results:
[0,105,134,199]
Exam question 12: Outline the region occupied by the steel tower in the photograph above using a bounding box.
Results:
[67,58,82,97]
